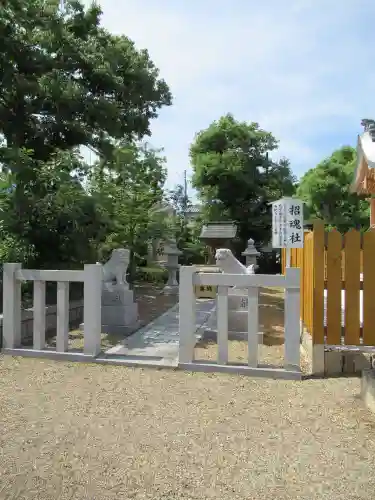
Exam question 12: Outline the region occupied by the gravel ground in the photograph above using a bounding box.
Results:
[0,356,374,500]
[2,287,374,499]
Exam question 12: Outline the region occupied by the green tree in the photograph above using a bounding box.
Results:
[166,184,206,264]
[0,0,172,162]
[88,142,169,276]
[297,146,369,231]
[190,114,295,247]
[166,183,191,246]
[0,148,106,268]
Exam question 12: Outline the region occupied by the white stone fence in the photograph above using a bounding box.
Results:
[0,299,84,347]
[179,266,301,379]
[2,263,102,358]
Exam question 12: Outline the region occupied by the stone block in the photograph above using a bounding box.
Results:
[324,351,343,375]
[228,292,248,311]
[228,309,248,332]
[101,287,134,306]
[361,369,375,414]
[353,352,371,373]
[203,309,263,343]
[101,303,138,327]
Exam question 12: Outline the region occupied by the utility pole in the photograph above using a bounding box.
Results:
[183,170,188,222]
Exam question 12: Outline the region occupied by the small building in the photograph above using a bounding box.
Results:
[199,221,237,264]
[185,204,202,224]
[351,119,375,227]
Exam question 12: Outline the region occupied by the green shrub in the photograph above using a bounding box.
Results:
[135,266,169,284]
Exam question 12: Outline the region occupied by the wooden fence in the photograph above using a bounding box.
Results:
[282,222,375,346]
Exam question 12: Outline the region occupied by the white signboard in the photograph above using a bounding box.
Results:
[271,198,304,248]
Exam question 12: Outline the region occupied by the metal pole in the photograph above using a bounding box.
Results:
[286,247,291,268]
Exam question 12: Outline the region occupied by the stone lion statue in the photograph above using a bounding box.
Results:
[215,248,257,275]
[99,248,130,288]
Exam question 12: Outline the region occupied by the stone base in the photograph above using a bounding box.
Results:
[228,309,248,332]
[228,290,248,310]
[361,369,375,414]
[204,309,263,343]
[300,328,374,376]
[101,286,134,306]
[101,303,138,327]
[163,284,179,295]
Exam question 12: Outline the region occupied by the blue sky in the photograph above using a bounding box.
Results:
[85,0,375,196]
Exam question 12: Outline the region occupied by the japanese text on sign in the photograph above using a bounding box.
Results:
[272,198,304,248]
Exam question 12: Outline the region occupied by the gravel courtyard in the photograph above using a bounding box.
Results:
[0,356,374,500]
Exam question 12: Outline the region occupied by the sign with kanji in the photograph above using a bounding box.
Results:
[194,266,220,298]
[194,284,217,299]
[271,198,304,248]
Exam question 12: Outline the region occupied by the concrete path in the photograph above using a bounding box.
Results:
[104,299,215,366]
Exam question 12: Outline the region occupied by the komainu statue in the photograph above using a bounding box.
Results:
[100,248,130,288]
[215,248,257,275]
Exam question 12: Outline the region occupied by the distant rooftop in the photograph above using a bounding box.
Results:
[200,222,237,240]
[185,205,201,214]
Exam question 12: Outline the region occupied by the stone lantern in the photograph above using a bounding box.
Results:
[241,238,260,267]
[163,237,182,295]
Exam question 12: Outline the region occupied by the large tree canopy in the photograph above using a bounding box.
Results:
[297,146,369,232]
[0,0,173,271]
[0,0,172,163]
[190,114,296,245]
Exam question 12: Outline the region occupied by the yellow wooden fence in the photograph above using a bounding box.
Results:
[282,222,375,346]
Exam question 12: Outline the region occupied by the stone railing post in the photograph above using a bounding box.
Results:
[3,263,22,348]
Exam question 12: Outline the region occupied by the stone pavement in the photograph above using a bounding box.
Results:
[104,299,215,366]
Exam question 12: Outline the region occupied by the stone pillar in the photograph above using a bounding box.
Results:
[163,238,182,295]
[241,238,260,267]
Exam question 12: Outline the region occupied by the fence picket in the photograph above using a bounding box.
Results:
[302,235,309,332]
[33,280,46,350]
[326,230,342,344]
[179,266,196,364]
[247,288,259,367]
[313,222,325,344]
[3,263,22,349]
[217,286,229,364]
[363,230,375,345]
[284,268,301,370]
[344,229,361,345]
[56,282,69,352]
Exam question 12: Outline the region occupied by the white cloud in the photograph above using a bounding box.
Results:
[84,0,375,194]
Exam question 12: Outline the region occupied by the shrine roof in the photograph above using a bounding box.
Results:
[200,222,237,239]
[351,120,375,195]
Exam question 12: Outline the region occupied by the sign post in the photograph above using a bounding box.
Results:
[271,197,304,267]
